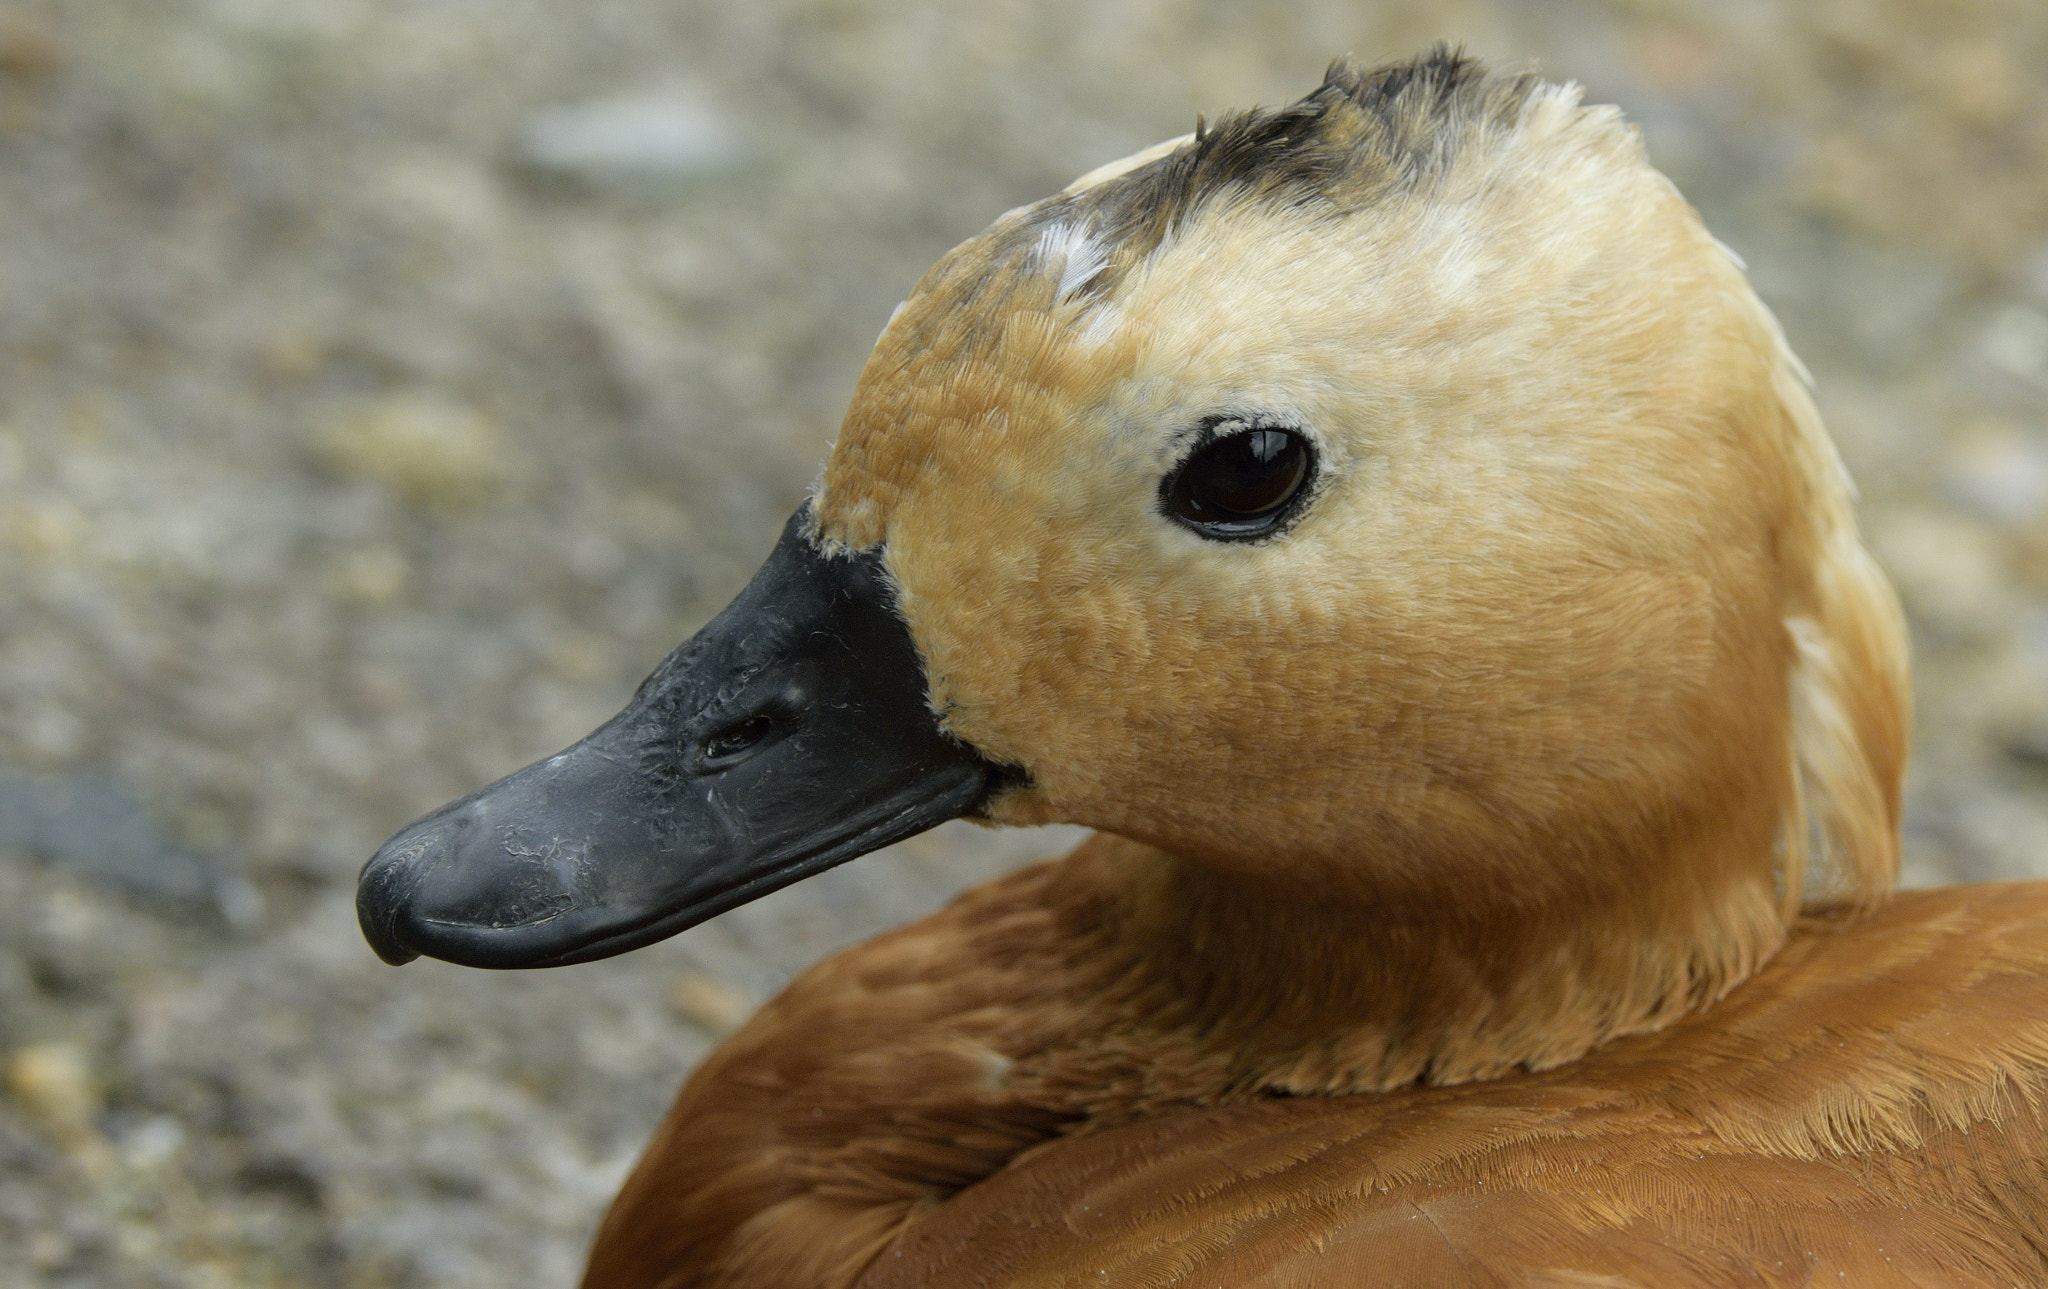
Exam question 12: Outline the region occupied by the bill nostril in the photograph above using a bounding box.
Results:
[702,713,780,765]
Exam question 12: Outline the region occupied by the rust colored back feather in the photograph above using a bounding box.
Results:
[585,856,2048,1289]
[853,885,2048,1289]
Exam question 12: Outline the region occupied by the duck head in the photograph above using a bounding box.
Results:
[360,53,1907,992]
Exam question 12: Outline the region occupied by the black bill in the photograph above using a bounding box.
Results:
[356,507,1007,969]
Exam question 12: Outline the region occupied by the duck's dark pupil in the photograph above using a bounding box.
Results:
[1169,428,1310,529]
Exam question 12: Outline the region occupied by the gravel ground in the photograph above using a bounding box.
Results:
[1,1,2046,1284]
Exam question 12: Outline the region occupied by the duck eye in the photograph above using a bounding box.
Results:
[1161,426,1314,539]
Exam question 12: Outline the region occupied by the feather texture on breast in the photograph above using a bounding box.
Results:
[586,850,2048,1288]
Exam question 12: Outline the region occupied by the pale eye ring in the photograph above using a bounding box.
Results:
[1160,424,1315,540]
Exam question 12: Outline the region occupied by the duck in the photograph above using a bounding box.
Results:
[354,49,2048,1288]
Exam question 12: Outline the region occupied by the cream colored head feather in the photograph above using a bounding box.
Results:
[814,52,1905,955]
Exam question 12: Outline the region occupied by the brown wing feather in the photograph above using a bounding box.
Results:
[861,1098,2047,1287]
[852,885,2048,1289]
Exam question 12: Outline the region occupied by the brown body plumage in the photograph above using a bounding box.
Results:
[592,854,2048,1287]
[567,52,2048,1287]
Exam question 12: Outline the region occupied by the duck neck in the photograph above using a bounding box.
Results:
[1107,829,1788,1092]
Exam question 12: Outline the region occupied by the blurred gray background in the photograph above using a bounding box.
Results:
[1,0,2045,1284]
